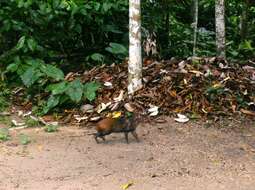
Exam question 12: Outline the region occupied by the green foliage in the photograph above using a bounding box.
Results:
[43,95,60,114]
[25,118,40,127]
[44,124,58,133]
[19,133,31,145]
[0,82,10,112]
[0,116,12,126]
[105,42,128,58]
[65,79,84,102]
[6,57,64,87]
[0,128,10,141]
[89,53,105,63]
[0,0,124,115]
[43,80,100,114]
[142,0,255,58]
[83,81,101,101]
[0,0,255,116]
[0,0,128,64]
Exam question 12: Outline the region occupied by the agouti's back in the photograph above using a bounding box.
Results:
[94,115,140,143]
[96,117,118,133]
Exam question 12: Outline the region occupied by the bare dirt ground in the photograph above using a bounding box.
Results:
[0,117,255,190]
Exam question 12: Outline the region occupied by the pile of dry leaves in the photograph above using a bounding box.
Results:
[66,57,255,124]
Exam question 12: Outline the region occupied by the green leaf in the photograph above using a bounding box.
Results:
[6,63,19,72]
[40,64,64,81]
[27,38,37,52]
[84,81,101,101]
[91,53,104,62]
[65,79,83,102]
[44,125,58,133]
[19,134,31,145]
[17,0,25,8]
[25,118,40,127]
[102,2,112,12]
[0,128,10,141]
[46,81,68,95]
[70,1,79,15]
[7,56,22,72]
[53,0,60,9]
[239,40,253,51]
[16,36,26,50]
[105,43,127,55]
[20,67,42,87]
[93,2,101,11]
[25,59,42,68]
[43,95,60,114]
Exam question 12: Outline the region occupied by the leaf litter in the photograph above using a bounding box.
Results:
[74,57,254,123]
[11,57,255,124]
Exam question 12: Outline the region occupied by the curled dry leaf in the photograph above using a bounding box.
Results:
[89,116,101,121]
[47,122,58,126]
[80,104,94,113]
[11,120,26,127]
[189,70,203,76]
[74,115,88,122]
[17,110,23,116]
[96,102,111,113]
[104,81,113,87]
[112,111,122,118]
[29,115,39,121]
[174,114,189,123]
[121,182,133,190]
[148,106,159,112]
[160,69,168,74]
[240,109,255,116]
[38,117,48,125]
[23,111,32,117]
[38,117,58,126]
[124,103,135,112]
[9,126,28,131]
[148,105,159,116]
[65,72,80,81]
[113,90,124,102]
[178,60,186,69]
[110,102,120,111]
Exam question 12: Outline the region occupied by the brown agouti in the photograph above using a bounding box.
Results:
[94,114,140,144]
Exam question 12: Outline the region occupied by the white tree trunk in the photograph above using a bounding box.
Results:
[128,0,142,95]
[192,0,198,56]
[215,0,226,58]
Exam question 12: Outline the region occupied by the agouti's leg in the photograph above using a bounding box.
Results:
[124,132,129,144]
[131,131,140,142]
[94,134,99,143]
[95,133,105,143]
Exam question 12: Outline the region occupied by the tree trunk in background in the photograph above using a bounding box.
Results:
[240,0,249,41]
[215,0,226,58]
[192,0,198,56]
[128,0,142,95]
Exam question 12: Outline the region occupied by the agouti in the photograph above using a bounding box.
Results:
[94,114,140,144]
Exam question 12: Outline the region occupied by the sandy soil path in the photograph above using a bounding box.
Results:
[0,118,255,190]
